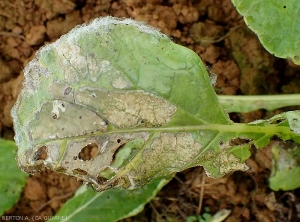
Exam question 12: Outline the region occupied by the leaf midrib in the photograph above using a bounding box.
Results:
[34,123,295,146]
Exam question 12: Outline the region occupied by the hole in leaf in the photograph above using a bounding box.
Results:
[230,138,251,146]
[73,168,88,175]
[111,143,126,165]
[34,146,48,160]
[78,143,99,161]
[270,117,285,124]
[97,176,109,183]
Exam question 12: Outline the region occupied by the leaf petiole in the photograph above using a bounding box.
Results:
[218,94,300,113]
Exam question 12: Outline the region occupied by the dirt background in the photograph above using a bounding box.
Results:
[0,0,300,221]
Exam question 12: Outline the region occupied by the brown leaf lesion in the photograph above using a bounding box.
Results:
[130,132,202,185]
[75,88,177,128]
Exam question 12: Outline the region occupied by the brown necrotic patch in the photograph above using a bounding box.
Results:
[229,138,251,146]
[55,166,67,173]
[73,168,88,175]
[78,143,99,161]
[75,88,177,128]
[97,176,109,184]
[64,86,72,95]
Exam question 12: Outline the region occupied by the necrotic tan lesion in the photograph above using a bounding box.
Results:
[75,88,177,128]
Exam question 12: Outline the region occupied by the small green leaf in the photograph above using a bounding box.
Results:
[286,111,300,134]
[0,139,28,215]
[48,176,171,222]
[185,209,230,222]
[269,141,300,191]
[232,0,300,64]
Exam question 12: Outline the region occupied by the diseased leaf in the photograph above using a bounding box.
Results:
[0,139,28,215]
[269,141,300,191]
[286,111,300,134]
[11,17,300,191]
[48,176,171,222]
[231,0,300,65]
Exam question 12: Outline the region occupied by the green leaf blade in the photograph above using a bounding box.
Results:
[232,0,300,64]
[0,139,28,215]
[48,176,171,222]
